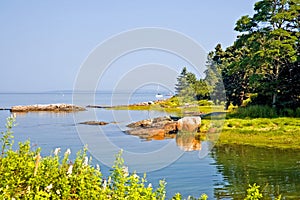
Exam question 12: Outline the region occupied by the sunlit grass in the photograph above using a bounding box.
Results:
[205,117,300,149]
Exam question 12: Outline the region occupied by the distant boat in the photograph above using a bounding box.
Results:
[156,93,163,98]
[156,85,163,98]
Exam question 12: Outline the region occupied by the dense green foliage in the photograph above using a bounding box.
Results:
[207,0,299,109]
[176,0,299,111]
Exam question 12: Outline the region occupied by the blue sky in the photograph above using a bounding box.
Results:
[0,0,257,92]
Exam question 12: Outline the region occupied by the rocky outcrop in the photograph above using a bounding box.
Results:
[126,116,202,140]
[11,104,86,112]
[126,116,178,140]
[79,121,108,125]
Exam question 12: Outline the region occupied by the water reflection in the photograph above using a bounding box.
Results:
[212,144,300,199]
[145,130,202,151]
[176,131,201,151]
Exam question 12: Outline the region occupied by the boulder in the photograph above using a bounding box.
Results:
[177,116,201,132]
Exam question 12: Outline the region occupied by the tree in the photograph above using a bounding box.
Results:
[208,0,299,109]
[175,67,210,101]
[234,0,299,108]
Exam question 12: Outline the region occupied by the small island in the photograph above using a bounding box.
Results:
[10,104,86,112]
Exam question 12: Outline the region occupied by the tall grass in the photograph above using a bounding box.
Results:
[228,105,300,118]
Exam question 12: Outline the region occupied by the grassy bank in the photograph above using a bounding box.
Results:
[200,117,300,149]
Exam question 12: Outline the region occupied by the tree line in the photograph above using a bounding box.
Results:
[176,0,299,110]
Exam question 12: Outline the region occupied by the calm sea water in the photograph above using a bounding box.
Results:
[0,92,300,199]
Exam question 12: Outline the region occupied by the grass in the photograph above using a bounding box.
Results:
[199,117,300,149]
[109,97,224,116]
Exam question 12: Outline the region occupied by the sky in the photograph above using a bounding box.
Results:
[0,0,257,92]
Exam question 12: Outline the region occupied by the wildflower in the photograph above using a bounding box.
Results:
[102,179,107,189]
[148,183,152,188]
[67,164,73,176]
[56,190,61,195]
[122,166,129,177]
[45,184,53,192]
[83,156,88,167]
[96,164,100,171]
[133,174,139,179]
[54,148,61,156]
[27,186,31,192]
[65,148,71,155]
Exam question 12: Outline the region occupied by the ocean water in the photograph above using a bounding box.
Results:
[0,92,300,199]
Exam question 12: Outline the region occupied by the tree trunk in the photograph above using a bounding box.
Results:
[272,93,277,108]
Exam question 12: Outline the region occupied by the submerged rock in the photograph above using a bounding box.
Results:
[11,104,86,112]
[79,121,109,126]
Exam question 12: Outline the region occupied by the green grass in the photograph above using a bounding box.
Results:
[199,117,300,149]
[110,98,224,116]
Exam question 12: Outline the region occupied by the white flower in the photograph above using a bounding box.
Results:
[45,184,53,192]
[54,148,61,156]
[83,156,88,167]
[102,179,107,189]
[65,149,71,155]
[56,189,61,195]
[148,183,152,188]
[67,164,73,176]
[96,164,100,171]
[122,166,129,177]
[133,174,139,179]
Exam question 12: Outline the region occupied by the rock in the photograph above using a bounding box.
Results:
[127,119,152,128]
[11,104,86,112]
[126,116,202,141]
[125,116,177,140]
[163,122,178,133]
[177,116,201,132]
[126,116,171,128]
[79,121,108,126]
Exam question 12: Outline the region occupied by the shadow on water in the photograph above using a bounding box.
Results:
[212,144,300,199]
